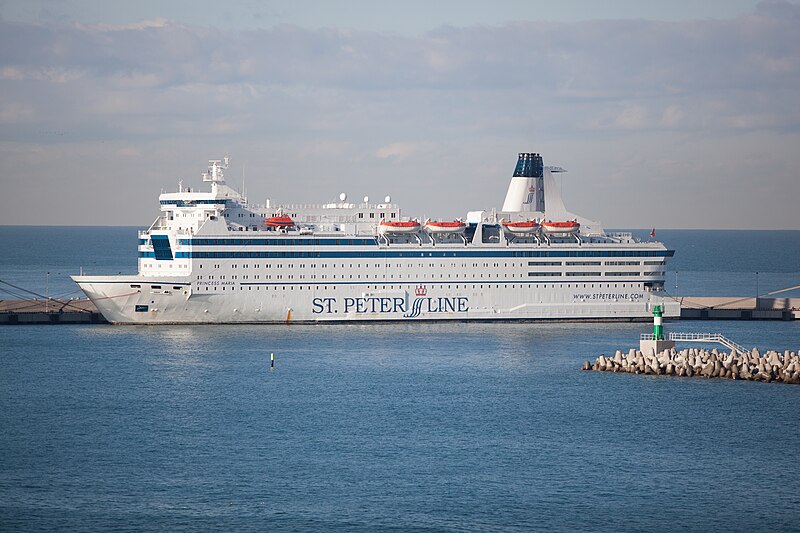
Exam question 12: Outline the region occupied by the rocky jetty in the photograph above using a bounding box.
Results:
[582,347,800,385]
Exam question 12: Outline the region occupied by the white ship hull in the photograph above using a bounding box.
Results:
[73,246,679,324]
[74,280,677,324]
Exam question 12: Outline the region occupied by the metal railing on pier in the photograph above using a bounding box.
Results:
[640,332,748,354]
[672,332,747,354]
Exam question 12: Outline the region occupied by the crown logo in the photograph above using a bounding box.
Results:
[415,284,427,297]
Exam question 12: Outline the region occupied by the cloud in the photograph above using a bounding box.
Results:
[375,142,432,161]
[0,66,84,82]
[0,3,799,228]
[0,3,797,140]
[0,102,33,122]
[76,18,169,32]
[614,105,648,130]
[116,146,141,157]
[660,105,686,129]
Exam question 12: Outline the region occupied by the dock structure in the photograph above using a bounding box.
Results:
[0,299,106,324]
[679,297,799,320]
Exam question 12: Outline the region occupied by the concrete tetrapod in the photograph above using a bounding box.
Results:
[582,347,800,385]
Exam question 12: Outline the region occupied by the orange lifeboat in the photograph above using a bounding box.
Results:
[264,214,295,228]
[501,220,540,235]
[541,220,580,235]
[378,219,421,235]
[424,220,466,234]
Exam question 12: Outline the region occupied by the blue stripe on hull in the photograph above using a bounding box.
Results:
[138,249,673,259]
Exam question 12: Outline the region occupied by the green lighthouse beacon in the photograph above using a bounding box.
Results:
[653,305,664,340]
[640,304,674,354]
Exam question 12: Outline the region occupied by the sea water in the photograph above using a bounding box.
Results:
[1,227,799,531]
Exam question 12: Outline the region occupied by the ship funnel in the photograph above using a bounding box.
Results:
[502,152,545,212]
[513,153,543,178]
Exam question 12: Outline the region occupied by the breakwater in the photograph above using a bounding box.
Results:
[583,347,800,384]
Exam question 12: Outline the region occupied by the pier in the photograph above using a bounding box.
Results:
[0,299,106,324]
[679,296,799,320]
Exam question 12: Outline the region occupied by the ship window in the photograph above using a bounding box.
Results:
[151,235,174,261]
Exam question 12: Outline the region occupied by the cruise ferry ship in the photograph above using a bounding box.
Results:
[73,152,679,324]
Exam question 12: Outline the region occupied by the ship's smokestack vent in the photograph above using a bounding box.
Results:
[513,153,543,178]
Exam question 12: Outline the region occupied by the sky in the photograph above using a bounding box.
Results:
[1,0,798,229]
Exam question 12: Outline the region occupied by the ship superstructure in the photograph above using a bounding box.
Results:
[73,153,678,324]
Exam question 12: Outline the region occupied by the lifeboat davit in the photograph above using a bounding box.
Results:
[378,219,421,235]
[502,220,540,235]
[424,220,466,234]
[541,220,580,235]
[264,215,295,228]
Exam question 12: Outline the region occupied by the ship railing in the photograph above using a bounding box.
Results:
[146,216,168,232]
[605,232,635,243]
[140,219,194,236]
[268,202,400,210]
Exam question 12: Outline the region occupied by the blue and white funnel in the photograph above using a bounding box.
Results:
[502,153,544,212]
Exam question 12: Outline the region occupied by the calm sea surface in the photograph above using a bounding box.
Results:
[1,227,799,531]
